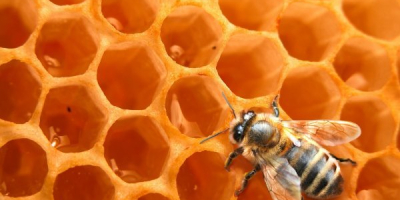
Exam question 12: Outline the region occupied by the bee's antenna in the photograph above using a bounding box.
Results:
[200,92,235,144]
[222,92,237,119]
[200,128,229,144]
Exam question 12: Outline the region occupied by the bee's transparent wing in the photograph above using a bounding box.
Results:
[282,120,361,146]
[263,157,302,200]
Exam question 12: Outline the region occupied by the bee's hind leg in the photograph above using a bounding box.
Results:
[330,153,356,166]
[235,164,261,197]
[225,147,244,171]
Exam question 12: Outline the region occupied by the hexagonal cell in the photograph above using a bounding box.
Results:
[97,42,166,110]
[280,66,341,120]
[166,76,229,138]
[138,193,169,200]
[340,96,395,153]
[101,0,158,33]
[356,156,400,199]
[53,165,115,200]
[216,34,284,99]
[39,86,107,153]
[49,0,84,6]
[35,14,98,77]
[333,37,391,91]
[0,0,37,48]
[0,60,42,124]
[103,116,169,183]
[219,0,283,31]
[343,0,400,41]
[177,151,235,200]
[278,2,342,61]
[0,139,48,197]
[160,6,223,68]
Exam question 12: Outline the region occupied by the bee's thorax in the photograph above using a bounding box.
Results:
[247,120,279,147]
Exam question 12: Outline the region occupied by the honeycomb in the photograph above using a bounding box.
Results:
[1,0,400,199]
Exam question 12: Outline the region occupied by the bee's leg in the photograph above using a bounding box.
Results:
[272,95,279,117]
[225,147,244,171]
[235,164,261,197]
[330,153,356,166]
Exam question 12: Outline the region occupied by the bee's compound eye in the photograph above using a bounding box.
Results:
[233,124,244,143]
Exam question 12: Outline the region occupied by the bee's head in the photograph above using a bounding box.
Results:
[229,110,256,144]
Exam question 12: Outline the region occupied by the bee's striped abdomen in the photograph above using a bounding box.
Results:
[311,155,344,198]
[285,141,317,177]
[285,143,343,198]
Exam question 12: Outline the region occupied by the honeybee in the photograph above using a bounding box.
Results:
[201,94,361,200]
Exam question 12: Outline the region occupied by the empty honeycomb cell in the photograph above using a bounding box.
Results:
[0,60,42,124]
[356,156,400,199]
[342,0,400,41]
[35,14,98,77]
[166,76,229,138]
[280,66,341,120]
[218,0,283,31]
[50,0,85,6]
[278,2,342,62]
[216,34,284,99]
[160,6,223,67]
[138,193,169,200]
[0,139,48,197]
[39,86,107,153]
[176,151,235,200]
[340,96,395,153]
[333,37,390,91]
[53,165,115,200]
[97,42,166,110]
[0,0,37,48]
[103,116,169,183]
[101,0,158,33]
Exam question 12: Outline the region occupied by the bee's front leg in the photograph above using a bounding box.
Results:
[225,147,244,171]
[235,164,261,197]
[272,95,280,117]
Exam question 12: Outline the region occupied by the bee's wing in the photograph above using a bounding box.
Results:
[282,120,361,146]
[263,157,301,200]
